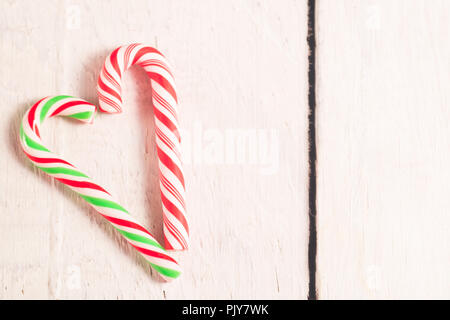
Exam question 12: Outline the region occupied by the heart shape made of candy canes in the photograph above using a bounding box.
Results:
[19,44,188,281]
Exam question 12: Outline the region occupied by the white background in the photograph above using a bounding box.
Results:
[0,0,308,299]
[1,0,449,299]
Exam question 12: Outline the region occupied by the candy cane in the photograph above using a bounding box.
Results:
[19,95,181,281]
[97,44,188,251]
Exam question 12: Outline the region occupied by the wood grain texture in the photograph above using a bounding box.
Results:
[0,0,309,299]
[316,0,450,299]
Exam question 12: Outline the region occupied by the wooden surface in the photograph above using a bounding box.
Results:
[2,0,450,300]
[317,0,450,299]
[0,0,309,299]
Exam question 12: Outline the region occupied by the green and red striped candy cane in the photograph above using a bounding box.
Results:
[19,95,181,281]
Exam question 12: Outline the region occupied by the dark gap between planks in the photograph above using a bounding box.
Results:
[307,0,317,300]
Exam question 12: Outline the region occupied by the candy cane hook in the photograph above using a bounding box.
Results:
[19,95,181,281]
[97,44,188,251]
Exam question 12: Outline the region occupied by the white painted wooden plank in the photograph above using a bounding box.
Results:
[317,0,450,299]
[0,0,309,299]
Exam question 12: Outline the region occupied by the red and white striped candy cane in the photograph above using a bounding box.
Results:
[19,95,181,281]
[97,44,188,251]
